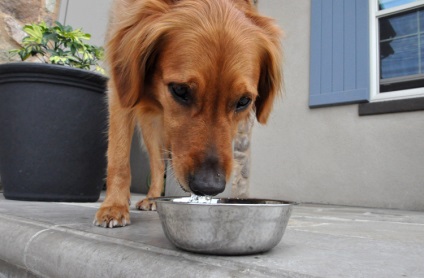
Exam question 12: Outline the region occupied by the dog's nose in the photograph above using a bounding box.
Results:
[188,156,226,196]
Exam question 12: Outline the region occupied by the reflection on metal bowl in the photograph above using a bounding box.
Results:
[154,197,294,255]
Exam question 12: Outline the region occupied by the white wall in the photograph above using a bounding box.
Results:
[252,0,424,211]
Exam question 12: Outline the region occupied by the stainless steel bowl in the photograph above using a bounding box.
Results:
[154,197,294,255]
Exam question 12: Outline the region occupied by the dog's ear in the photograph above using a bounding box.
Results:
[107,1,171,108]
[250,14,283,124]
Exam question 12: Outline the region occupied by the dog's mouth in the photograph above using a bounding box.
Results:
[166,163,215,196]
[165,149,227,196]
[173,176,216,196]
[178,180,190,193]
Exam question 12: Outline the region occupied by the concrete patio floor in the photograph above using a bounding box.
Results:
[0,192,423,278]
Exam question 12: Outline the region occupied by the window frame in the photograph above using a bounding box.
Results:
[369,0,424,102]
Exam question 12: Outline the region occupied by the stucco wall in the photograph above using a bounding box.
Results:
[58,0,112,47]
[251,0,424,211]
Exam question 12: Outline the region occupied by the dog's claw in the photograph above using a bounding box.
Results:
[94,204,130,228]
[136,198,157,211]
[94,218,129,228]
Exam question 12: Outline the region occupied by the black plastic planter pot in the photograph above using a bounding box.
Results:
[0,63,108,202]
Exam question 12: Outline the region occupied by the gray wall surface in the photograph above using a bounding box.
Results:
[252,0,424,211]
[58,0,113,47]
[60,0,424,211]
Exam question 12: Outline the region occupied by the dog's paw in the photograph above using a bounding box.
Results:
[136,198,157,211]
[94,204,131,228]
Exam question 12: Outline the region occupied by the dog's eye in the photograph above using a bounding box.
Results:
[168,83,191,105]
[236,96,252,112]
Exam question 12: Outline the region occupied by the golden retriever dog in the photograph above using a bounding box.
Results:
[94,0,282,228]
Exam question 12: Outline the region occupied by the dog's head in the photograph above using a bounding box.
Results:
[108,0,282,196]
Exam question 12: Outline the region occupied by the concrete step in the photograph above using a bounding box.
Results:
[1,193,423,277]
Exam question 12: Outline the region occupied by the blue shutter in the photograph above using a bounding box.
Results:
[309,0,370,107]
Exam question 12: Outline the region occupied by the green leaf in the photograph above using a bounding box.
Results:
[9,21,104,72]
[95,65,106,75]
[19,50,30,61]
[23,24,43,43]
[55,21,64,29]
[81,33,91,40]
[50,55,68,64]
[66,56,80,62]
[70,44,76,55]
[43,33,58,43]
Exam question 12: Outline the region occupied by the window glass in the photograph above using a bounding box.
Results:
[421,36,424,72]
[379,0,418,10]
[380,36,419,79]
[379,8,424,92]
[380,10,417,36]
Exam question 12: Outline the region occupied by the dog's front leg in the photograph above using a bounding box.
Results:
[94,96,135,228]
[135,113,165,211]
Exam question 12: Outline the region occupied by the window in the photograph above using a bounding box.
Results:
[370,0,424,101]
[309,0,424,113]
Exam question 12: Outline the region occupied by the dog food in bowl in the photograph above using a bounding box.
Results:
[154,196,294,255]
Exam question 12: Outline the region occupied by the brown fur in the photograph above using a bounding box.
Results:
[94,0,282,227]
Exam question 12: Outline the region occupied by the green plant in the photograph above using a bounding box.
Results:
[10,21,105,74]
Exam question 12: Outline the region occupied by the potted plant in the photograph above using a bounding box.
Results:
[0,21,108,202]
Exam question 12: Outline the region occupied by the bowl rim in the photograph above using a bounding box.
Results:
[151,196,297,207]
